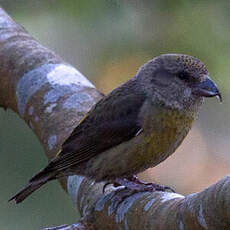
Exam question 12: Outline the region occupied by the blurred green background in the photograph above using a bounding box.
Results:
[0,0,229,229]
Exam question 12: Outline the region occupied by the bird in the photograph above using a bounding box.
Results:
[9,54,222,203]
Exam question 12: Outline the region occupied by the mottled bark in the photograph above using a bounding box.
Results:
[0,7,102,189]
[0,7,230,230]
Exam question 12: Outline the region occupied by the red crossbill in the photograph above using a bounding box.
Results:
[10,54,221,203]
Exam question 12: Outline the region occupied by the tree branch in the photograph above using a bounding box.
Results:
[1,7,230,230]
[0,7,102,190]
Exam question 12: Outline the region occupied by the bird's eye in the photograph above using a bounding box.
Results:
[178,71,189,81]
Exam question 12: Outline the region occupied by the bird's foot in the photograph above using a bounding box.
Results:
[114,175,175,193]
[102,176,175,210]
[102,175,175,195]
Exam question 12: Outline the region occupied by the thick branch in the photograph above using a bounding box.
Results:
[62,175,230,230]
[0,7,102,189]
[1,7,230,230]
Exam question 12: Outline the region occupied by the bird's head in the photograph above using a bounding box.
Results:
[136,54,221,111]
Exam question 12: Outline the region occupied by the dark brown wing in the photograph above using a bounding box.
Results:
[48,80,146,171]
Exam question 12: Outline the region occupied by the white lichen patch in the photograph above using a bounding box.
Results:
[45,103,57,113]
[184,193,198,211]
[124,218,129,230]
[115,193,144,223]
[48,135,57,150]
[144,198,156,211]
[161,192,184,203]
[95,192,115,212]
[72,223,84,228]
[17,63,95,116]
[44,89,64,105]
[179,220,184,230]
[35,116,40,122]
[62,93,92,110]
[197,204,207,229]
[28,106,34,115]
[80,193,85,208]
[0,17,15,29]
[67,175,84,207]
[82,203,89,216]
[47,64,95,88]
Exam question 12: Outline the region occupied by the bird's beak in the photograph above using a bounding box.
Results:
[192,76,222,102]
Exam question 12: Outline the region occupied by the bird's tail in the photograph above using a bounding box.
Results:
[9,167,57,204]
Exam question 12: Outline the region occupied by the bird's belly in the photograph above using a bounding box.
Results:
[85,110,194,181]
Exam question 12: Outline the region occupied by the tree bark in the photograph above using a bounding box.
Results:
[0,7,230,230]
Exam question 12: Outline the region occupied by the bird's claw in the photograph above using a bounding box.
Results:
[113,176,175,193]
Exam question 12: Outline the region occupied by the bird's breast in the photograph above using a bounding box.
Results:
[135,105,195,170]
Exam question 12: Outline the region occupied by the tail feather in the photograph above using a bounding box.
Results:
[29,166,54,183]
[9,181,46,204]
[9,168,57,204]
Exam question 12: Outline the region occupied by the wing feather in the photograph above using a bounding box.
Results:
[48,81,146,172]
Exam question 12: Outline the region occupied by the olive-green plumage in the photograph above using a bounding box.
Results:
[10,54,221,203]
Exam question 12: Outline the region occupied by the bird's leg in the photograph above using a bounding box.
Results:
[114,175,175,193]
